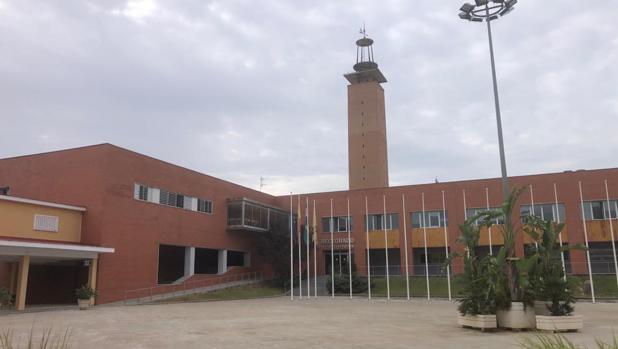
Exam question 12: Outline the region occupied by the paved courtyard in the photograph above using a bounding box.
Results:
[0,298,617,348]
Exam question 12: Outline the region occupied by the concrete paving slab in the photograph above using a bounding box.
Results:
[0,298,616,348]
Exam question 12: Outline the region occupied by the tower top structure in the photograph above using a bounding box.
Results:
[344,27,387,84]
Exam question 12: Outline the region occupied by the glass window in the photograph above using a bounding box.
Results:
[411,210,447,228]
[520,203,565,223]
[466,207,503,226]
[366,213,398,230]
[321,216,352,233]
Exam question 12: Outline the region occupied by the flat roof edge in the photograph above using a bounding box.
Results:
[0,195,86,212]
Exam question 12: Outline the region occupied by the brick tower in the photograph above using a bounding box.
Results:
[344,31,389,190]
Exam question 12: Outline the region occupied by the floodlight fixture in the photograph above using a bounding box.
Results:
[457,0,519,199]
[458,0,516,22]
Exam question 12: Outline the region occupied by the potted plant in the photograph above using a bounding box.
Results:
[451,216,498,331]
[476,188,536,330]
[0,287,12,309]
[75,285,97,310]
[524,215,584,332]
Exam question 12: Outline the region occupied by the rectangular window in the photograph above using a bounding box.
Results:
[321,216,352,232]
[411,210,448,228]
[135,184,149,201]
[135,183,212,214]
[366,213,399,231]
[520,203,565,223]
[465,207,503,226]
[175,194,185,208]
[197,198,213,214]
[583,200,618,220]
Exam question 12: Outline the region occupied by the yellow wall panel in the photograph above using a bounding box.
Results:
[0,200,82,243]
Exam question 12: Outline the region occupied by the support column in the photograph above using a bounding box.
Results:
[87,259,98,306]
[8,262,17,295]
[184,247,195,277]
[217,250,228,275]
[15,255,30,311]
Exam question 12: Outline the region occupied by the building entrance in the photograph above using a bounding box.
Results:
[325,251,353,276]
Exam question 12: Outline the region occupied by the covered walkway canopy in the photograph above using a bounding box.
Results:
[0,239,114,310]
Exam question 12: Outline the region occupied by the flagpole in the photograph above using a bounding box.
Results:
[402,194,410,300]
[553,183,567,281]
[383,194,390,300]
[604,180,618,291]
[485,187,493,255]
[297,195,302,299]
[365,196,371,300]
[313,200,317,299]
[422,193,430,300]
[347,198,353,299]
[441,191,452,301]
[290,193,294,301]
[578,181,596,303]
[306,197,311,298]
[330,198,335,298]
[463,189,470,258]
[530,184,538,249]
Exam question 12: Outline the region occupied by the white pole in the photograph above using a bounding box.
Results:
[463,189,468,220]
[298,195,302,299]
[578,181,596,303]
[313,200,317,299]
[421,193,430,300]
[553,183,567,280]
[383,194,390,300]
[330,198,335,298]
[402,194,410,300]
[347,198,353,299]
[290,193,294,300]
[442,191,452,301]
[463,189,470,258]
[306,197,310,299]
[365,196,371,300]
[530,184,538,249]
[485,187,493,255]
[604,180,618,292]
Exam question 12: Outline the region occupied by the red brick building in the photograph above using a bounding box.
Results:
[0,143,617,308]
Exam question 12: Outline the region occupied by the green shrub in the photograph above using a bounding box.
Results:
[75,285,97,300]
[0,287,12,306]
[326,274,373,294]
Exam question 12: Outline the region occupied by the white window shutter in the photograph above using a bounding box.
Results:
[149,188,160,203]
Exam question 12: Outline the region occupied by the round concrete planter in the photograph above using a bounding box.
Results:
[536,315,583,332]
[496,302,536,330]
[77,299,91,310]
[457,314,497,331]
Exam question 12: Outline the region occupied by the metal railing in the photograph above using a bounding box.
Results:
[123,271,267,305]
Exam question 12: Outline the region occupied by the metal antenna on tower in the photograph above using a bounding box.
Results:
[259,176,266,192]
[359,22,367,38]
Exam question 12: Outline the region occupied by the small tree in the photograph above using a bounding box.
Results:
[523,215,583,316]
[473,187,536,310]
[449,215,498,315]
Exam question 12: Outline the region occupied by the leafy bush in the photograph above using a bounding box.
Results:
[450,215,498,315]
[326,273,373,294]
[75,285,97,300]
[523,215,584,316]
[0,287,12,306]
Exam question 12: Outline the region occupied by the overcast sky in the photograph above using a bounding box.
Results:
[1,1,617,195]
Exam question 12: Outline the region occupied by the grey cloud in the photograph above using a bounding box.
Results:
[0,0,616,195]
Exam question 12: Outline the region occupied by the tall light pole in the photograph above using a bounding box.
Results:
[459,0,517,200]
